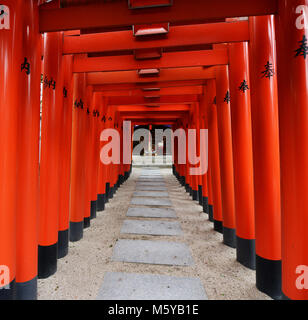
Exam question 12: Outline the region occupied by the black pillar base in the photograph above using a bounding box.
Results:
[90,200,97,219]
[69,221,84,242]
[84,217,90,229]
[58,229,69,259]
[38,243,58,279]
[223,227,237,248]
[214,220,223,234]
[189,187,193,197]
[208,204,214,222]
[192,189,198,201]
[185,184,189,193]
[203,197,209,214]
[198,185,203,205]
[256,255,282,300]
[16,276,37,300]
[236,236,256,270]
[119,174,124,185]
[0,279,16,300]
[105,182,110,203]
[109,186,114,199]
[97,194,105,212]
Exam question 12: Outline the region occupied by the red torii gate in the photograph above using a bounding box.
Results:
[0,0,307,302]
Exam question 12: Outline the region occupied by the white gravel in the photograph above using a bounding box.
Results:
[37,167,270,300]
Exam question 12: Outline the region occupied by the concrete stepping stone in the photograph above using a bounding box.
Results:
[138,176,163,179]
[133,191,169,198]
[140,172,162,174]
[121,220,183,236]
[131,197,172,207]
[137,177,165,182]
[127,207,176,218]
[97,272,207,300]
[137,179,165,183]
[112,239,194,266]
[136,181,166,186]
[135,185,167,191]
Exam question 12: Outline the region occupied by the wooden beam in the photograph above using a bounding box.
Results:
[98,86,203,97]
[64,21,249,54]
[73,49,227,73]
[39,0,277,33]
[108,95,198,106]
[93,80,205,92]
[87,66,215,85]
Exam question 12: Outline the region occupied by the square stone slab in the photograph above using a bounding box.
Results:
[131,197,172,207]
[127,207,176,218]
[140,172,161,174]
[136,181,166,186]
[121,220,183,236]
[97,272,207,300]
[133,191,169,198]
[137,180,165,184]
[135,186,168,191]
[112,239,194,266]
[138,175,164,180]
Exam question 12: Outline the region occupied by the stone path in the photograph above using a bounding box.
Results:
[97,167,207,300]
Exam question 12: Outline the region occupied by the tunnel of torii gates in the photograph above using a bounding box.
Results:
[0,0,307,301]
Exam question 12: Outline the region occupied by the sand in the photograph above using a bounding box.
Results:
[37,167,270,300]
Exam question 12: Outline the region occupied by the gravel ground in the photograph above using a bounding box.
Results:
[37,167,270,300]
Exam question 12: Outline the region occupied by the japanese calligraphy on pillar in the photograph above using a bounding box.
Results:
[21,58,30,75]
[238,80,249,93]
[261,61,275,79]
[224,91,230,103]
[294,35,308,59]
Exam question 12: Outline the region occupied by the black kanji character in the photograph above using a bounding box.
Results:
[43,76,49,89]
[294,35,308,60]
[63,87,68,98]
[213,96,217,105]
[239,79,249,92]
[101,115,106,122]
[87,107,90,115]
[21,57,30,75]
[108,117,112,121]
[224,90,231,103]
[261,61,275,79]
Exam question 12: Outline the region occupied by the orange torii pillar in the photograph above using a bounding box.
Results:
[103,106,111,202]
[69,72,87,242]
[207,79,223,230]
[0,0,40,300]
[83,85,94,229]
[105,106,116,200]
[249,15,282,298]
[89,92,101,219]
[38,31,63,279]
[97,96,107,211]
[15,1,40,300]
[228,42,256,269]
[190,103,200,201]
[172,123,178,178]
[57,55,74,259]
[198,103,206,206]
[185,120,192,195]
[215,65,237,247]
[207,165,214,221]
[276,0,308,300]
[199,87,209,213]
